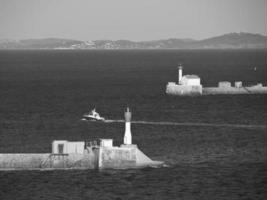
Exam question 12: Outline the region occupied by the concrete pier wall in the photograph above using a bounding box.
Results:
[166,83,267,96]
[203,86,267,95]
[98,145,163,169]
[166,84,202,96]
[0,146,162,170]
[99,146,136,169]
[0,151,97,170]
[0,154,50,169]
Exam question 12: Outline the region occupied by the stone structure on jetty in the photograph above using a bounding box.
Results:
[0,108,163,170]
[166,65,203,96]
[203,81,267,95]
[166,65,267,96]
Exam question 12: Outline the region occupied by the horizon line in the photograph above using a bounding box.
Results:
[1,32,266,42]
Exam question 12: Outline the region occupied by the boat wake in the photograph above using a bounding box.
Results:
[104,119,266,129]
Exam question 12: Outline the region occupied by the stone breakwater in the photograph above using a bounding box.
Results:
[166,65,267,96]
[166,83,267,96]
[0,108,163,171]
[0,145,163,171]
[0,152,96,170]
[202,85,267,95]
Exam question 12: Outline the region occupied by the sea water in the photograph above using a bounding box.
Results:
[0,49,267,199]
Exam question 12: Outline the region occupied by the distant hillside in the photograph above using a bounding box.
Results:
[0,38,82,49]
[1,33,267,49]
[197,33,267,49]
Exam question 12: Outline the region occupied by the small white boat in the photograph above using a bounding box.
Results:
[82,108,105,121]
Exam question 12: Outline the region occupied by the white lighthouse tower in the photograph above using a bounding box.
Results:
[123,107,132,145]
[178,64,183,85]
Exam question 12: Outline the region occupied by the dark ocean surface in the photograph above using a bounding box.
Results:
[0,50,267,199]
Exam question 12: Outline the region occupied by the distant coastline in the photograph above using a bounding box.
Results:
[1,32,267,50]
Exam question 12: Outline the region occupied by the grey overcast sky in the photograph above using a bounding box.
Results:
[0,0,266,41]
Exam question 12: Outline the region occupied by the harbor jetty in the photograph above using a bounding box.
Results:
[0,108,163,170]
[166,65,267,96]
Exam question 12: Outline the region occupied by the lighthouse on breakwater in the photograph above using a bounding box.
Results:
[0,108,163,170]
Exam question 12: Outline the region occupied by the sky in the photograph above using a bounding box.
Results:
[0,0,267,41]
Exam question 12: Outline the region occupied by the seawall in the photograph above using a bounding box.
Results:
[0,146,163,170]
[166,83,202,96]
[0,151,97,170]
[203,86,267,95]
[98,145,163,169]
[166,83,267,96]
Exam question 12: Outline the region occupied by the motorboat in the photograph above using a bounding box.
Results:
[82,108,105,121]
